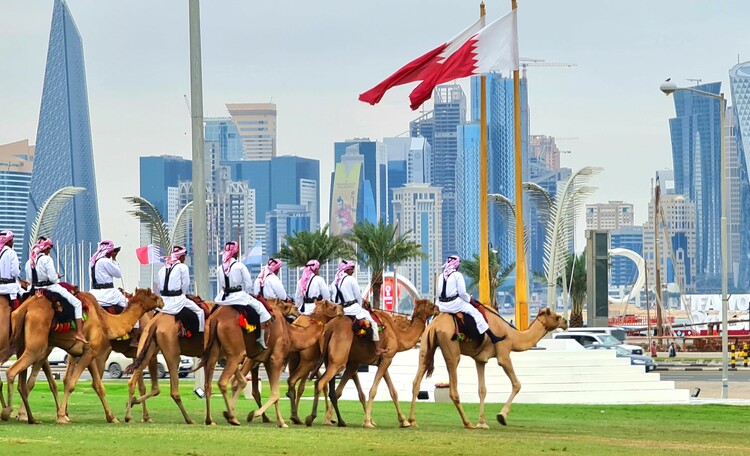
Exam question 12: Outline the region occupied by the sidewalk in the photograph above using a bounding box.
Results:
[676,381,750,401]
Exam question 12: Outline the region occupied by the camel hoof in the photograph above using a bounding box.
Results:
[362,422,375,429]
[464,423,476,429]
[142,417,153,423]
[304,415,315,427]
[337,420,347,428]
[476,422,490,430]
[262,414,271,423]
[278,422,289,429]
[185,419,195,425]
[223,411,240,426]
[407,420,418,428]
[291,416,303,425]
[110,418,120,424]
[247,410,257,423]
[400,421,411,428]
[56,416,71,425]
[1,407,12,421]
[496,414,507,426]
[124,415,132,423]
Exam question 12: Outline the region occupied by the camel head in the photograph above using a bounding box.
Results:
[129,288,165,312]
[268,298,300,319]
[413,298,438,321]
[311,299,343,321]
[536,307,568,332]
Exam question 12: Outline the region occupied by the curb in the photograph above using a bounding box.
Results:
[655,366,750,372]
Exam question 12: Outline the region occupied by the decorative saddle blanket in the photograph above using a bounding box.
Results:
[349,310,385,339]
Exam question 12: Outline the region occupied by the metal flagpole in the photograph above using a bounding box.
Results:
[478,2,491,307]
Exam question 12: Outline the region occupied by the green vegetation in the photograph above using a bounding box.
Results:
[0,382,747,455]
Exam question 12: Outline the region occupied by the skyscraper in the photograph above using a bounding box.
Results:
[225,103,277,160]
[410,85,466,259]
[610,226,643,288]
[668,82,722,291]
[392,184,442,297]
[728,61,750,291]
[331,139,388,226]
[585,201,635,231]
[204,117,245,162]
[456,122,481,259]
[0,140,34,257]
[25,0,101,286]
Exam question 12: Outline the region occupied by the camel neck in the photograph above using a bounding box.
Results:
[288,319,325,351]
[398,315,427,350]
[103,303,145,340]
[510,317,547,351]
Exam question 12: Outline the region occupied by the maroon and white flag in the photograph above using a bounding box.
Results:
[359,10,519,110]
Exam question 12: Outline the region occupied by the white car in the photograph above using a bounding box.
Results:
[552,332,644,355]
[105,351,168,379]
[48,347,68,365]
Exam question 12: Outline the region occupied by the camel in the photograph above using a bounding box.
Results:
[407,307,568,429]
[0,295,60,420]
[0,288,163,424]
[200,299,340,427]
[305,298,437,428]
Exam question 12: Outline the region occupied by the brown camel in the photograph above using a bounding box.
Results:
[305,298,437,428]
[407,307,568,429]
[0,295,60,420]
[200,299,340,427]
[0,288,163,424]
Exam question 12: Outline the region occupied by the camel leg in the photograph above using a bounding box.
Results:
[203,343,220,426]
[383,371,409,428]
[247,360,287,428]
[166,354,193,425]
[40,361,61,415]
[57,350,97,424]
[17,360,45,422]
[327,375,347,427]
[17,369,38,425]
[217,355,244,426]
[3,351,43,423]
[496,354,521,426]
[88,363,119,423]
[443,348,474,429]
[406,345,432,428]
[286,367,303,425]
[248,365,271,423]
[362,359,393,428]
[328,364,360,426]
[140,357,159,423]
[475,361,489,429]
[229,366,246,409]
[125,342,158,423]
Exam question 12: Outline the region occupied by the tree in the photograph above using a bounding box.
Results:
[461,247,515,310]
[346,220,425,310]
[124,196,193,253]
[558,250,587,327]
[275,224,351,268]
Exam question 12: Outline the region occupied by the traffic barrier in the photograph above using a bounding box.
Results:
[731,344,736,369]
[744,342,749,368]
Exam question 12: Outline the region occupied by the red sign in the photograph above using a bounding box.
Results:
[381,277,401,312]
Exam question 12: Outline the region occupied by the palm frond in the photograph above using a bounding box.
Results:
[29,186,86,249]
[169,201,193,250]
[123,196,171,252]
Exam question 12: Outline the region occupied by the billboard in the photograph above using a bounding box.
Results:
[330,162,361,235]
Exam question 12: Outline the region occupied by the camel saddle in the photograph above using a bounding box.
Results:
[41,286,88,333]
[231,305,261,334]
[450,313,482,344]
[349,310,384,339]
[1,293,26,312]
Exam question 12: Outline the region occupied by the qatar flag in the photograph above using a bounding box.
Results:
[358,17,484,105]
[135,244,162,265]
[409,10,519,110]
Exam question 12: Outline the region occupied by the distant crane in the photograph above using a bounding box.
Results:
[520,58,577,78]
[686,78,703,86]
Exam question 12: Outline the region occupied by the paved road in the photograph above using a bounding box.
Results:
[660,370,750,382]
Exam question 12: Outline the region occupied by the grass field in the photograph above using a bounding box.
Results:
[0,381,748,455]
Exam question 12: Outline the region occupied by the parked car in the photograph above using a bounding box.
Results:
[105,352,167,379]
[565,327,627,343]
[48,347,68,365]
[552,332,644,355]
[178,356,194,378]
[585,344,658,372]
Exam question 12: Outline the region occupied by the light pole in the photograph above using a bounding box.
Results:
[660,80,729,398]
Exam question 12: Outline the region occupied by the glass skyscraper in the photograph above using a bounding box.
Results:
[204,118,245,162]
[728,62,750,291]
[0,140,34,258]
[25,0,101,286]
[668,82,723,291]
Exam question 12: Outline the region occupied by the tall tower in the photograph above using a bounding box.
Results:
[25,0,101,281]
[0,140,34,257]
[728,62,750,291]
[225,103,277,160]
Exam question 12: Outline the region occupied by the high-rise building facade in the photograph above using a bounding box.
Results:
[392,184,442,297]
[25,0,101,283]
[266,204,311,293]
[610,226,643,288]
[204,117,245,162]
[456,123,481,259]
[0,140,34,257]
[585,201,635,231]
[226,103,277,160]
[728,61,750,291]
[410,85,466,259]
[668,82,723,291]
[331,139,388,226]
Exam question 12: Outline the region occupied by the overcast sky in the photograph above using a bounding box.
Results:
[2,0,749,283]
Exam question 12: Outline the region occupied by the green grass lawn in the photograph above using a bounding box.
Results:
[0,381,747,456]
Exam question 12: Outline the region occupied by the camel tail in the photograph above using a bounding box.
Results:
[424,328,439,378]
[308,328,333,381]
[192,315,219,373]
[125,319,158,375]
[0,303,29,363]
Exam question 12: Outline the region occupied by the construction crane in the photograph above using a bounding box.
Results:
[520,59,577,78]
[686,78,703,86]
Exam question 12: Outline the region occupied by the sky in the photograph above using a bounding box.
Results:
[2,0,750,283]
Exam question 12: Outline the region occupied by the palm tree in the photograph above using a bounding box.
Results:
[123,196,193,253]
[346,220,424,310]
[461,246,515,310]
[558,250,587,327]
[275,224,351,268]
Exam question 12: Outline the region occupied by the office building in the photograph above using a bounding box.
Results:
[392,184,442,297]
[225,103,277,160]
[0,140,34,257]
[410,84,466,258]
[204,117,245,163]
[610,226,643,288]
[728,61,750,290]
[330,139,388,227]
[585,201,635,231]
[668,82,723,291]
[25,0,101,287]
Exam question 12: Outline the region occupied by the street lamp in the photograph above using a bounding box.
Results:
[660,79,729,399]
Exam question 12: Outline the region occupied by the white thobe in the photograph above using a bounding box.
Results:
[333,275,379,341]
[294,275,330,316]
[435,272,488,333]
[0,245,22,299]
[157,262,204,331]
[214,260,271,323]
[26,254,83,319]
[253,273,287,300]
[90,258,128,307]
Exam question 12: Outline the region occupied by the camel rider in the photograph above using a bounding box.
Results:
[26,237,89,344]
[157,246,204,333]
[253,258,288,300]
[332,260,386,355]
[437,255,503,344]
[0,230,22,300]
[89,240,127,310]
[215,241,273,349]
[294,259,330,316]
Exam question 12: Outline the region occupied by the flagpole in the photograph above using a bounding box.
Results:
[512,0,529,329]
[478,1,491,307]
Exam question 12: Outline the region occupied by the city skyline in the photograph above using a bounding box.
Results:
[3,1,750,280]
